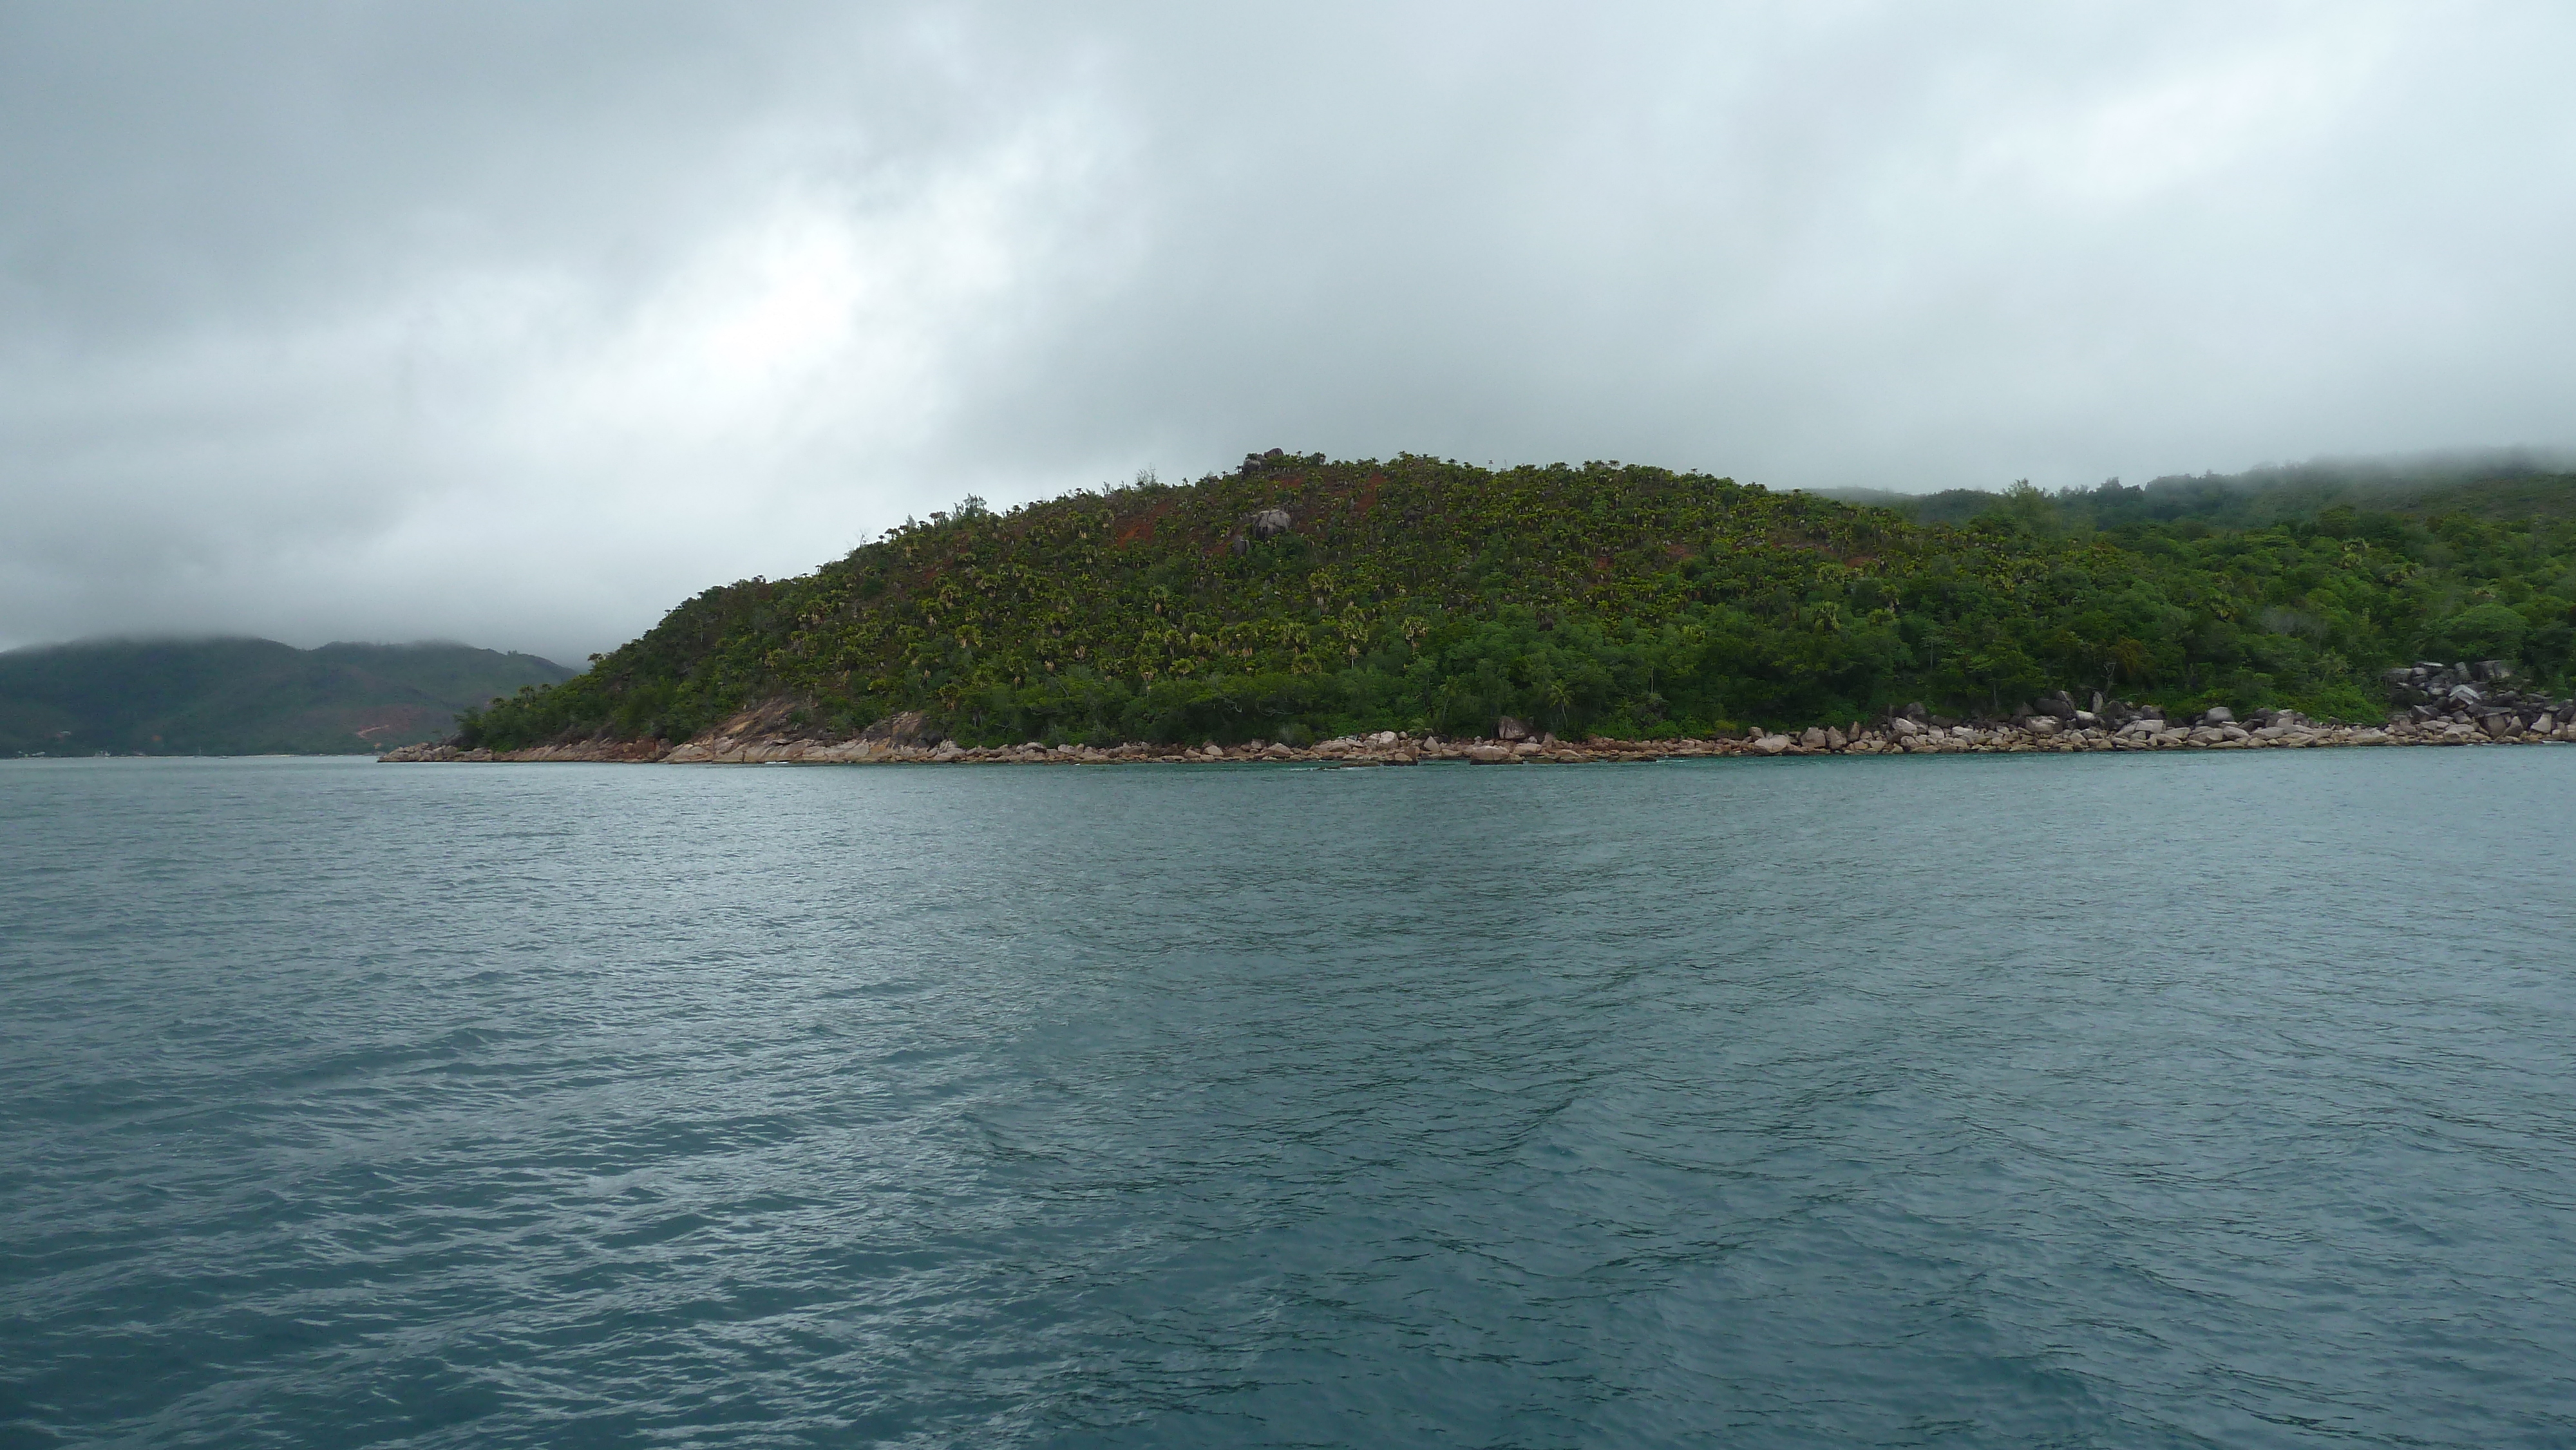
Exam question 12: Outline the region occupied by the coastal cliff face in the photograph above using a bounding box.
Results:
[383,675,2576,766]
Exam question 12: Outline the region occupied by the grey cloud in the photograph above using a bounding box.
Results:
[3,1,2571,661]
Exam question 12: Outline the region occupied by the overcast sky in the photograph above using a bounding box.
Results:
[4,2,2572,663]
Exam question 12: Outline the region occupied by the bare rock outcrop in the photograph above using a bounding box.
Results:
[386,670,2576,767]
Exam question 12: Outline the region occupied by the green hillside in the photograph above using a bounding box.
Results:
[1,638,576,755]
[460,451,2576,750]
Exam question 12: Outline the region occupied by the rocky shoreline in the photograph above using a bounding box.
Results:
[384,663,2573,767]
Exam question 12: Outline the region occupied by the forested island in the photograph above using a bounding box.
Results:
[445,451,2576,757]
[3,638,573,756]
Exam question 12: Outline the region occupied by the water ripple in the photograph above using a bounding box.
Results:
[3,751,2573,1447]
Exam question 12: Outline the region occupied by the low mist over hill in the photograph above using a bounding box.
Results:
[2,639,576,756]
[457,450,2576,751]
[1814,449,2576,531]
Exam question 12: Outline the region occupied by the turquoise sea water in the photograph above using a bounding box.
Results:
[3,752,2572,1447]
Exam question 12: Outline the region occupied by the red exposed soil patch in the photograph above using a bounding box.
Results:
[1112,496,1179,549]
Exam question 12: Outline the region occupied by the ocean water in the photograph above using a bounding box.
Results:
[3,751,2572,1449]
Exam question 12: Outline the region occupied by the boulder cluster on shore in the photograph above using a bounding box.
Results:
[383,664,2576,766]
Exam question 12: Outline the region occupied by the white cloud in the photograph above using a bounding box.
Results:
[1956,17,2395,210]
[2,1,2570,659]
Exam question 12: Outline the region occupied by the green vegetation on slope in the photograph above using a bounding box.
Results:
[1,638,576,755]
[460,452,2576,750]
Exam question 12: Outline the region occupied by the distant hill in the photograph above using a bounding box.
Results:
[0,638,578,755]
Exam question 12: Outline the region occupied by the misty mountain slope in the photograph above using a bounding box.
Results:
[1,639,576,755]
[459,452,2576,749]
[1817,455,2576,531]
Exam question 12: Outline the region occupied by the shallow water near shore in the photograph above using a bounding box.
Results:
[5,751,2573,1448]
